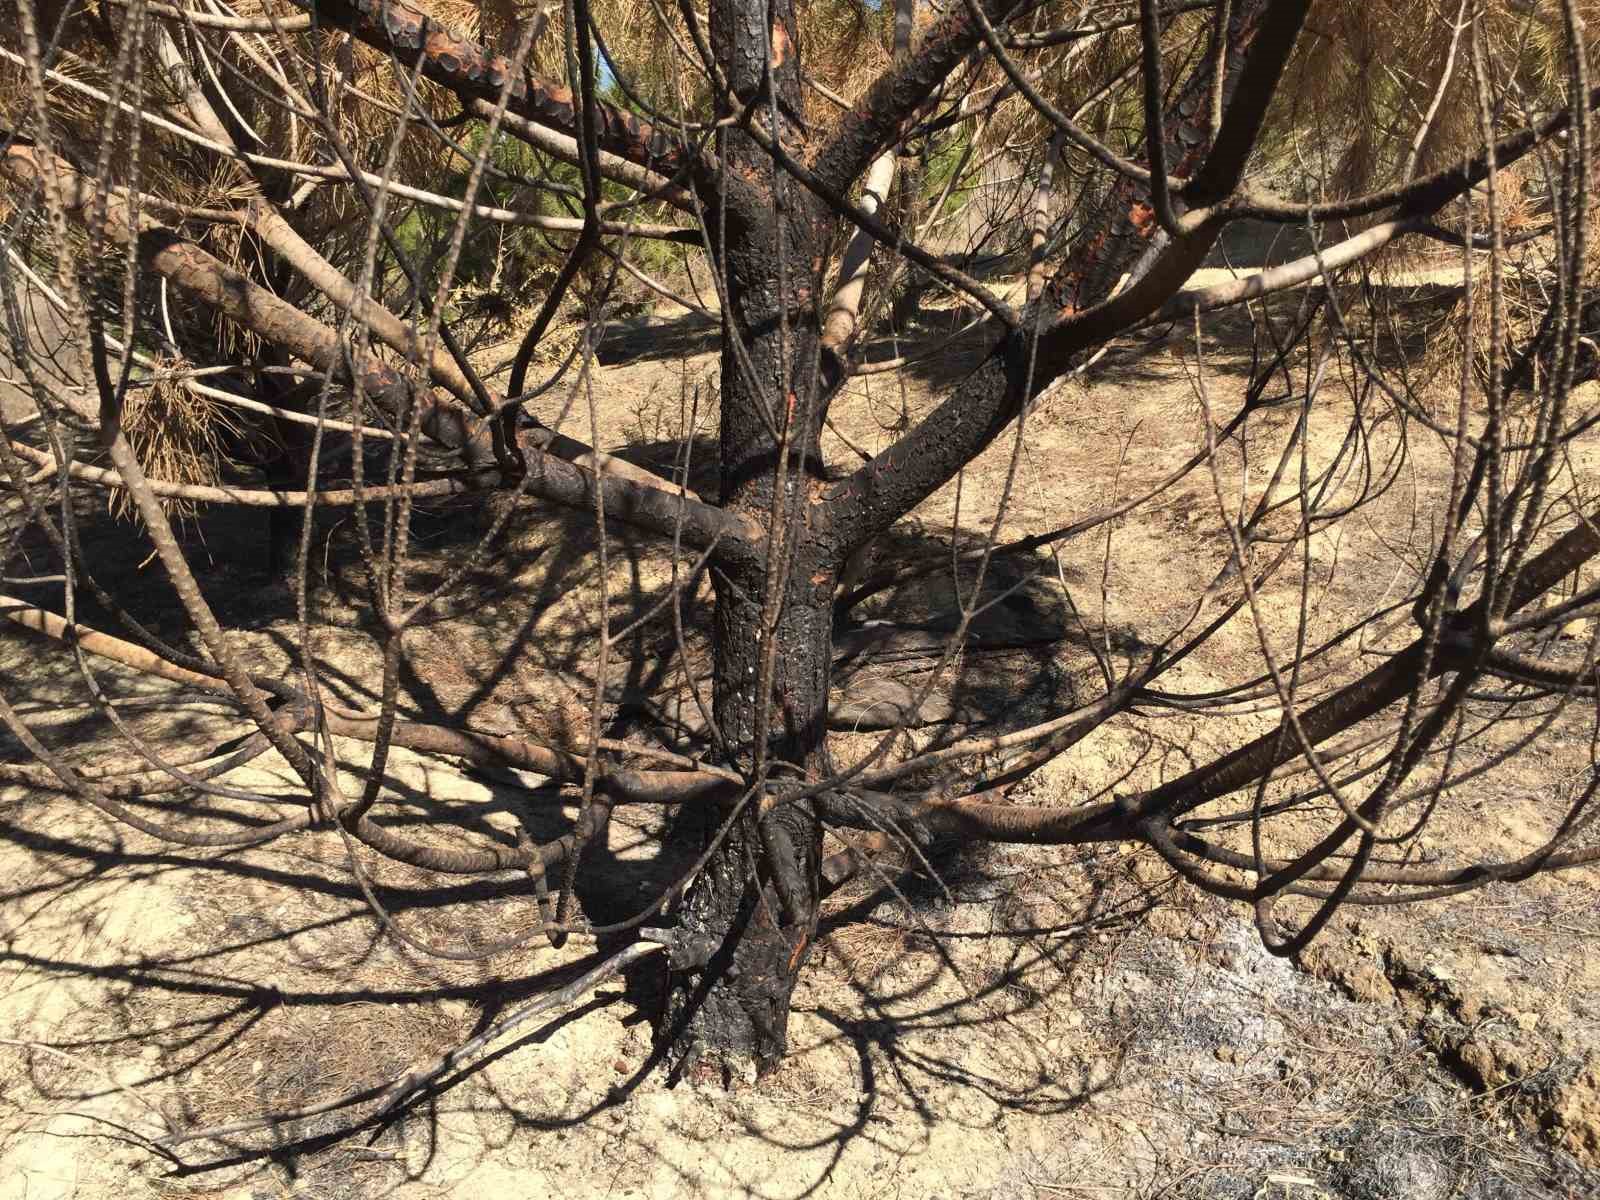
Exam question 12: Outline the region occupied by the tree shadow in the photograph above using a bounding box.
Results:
[0,294,1397,1197]
[594,310,722,367]
[611,434,722,501]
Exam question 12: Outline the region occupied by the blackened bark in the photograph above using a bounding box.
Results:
[661,802,820,1078]
[660,0,838,1078]
[306,0,700,182]
[662,554,835,1078]
[1048,0,1267,318]
[811,0,1022,194]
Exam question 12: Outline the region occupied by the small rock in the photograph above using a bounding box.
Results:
[1558,618,1593,640]
[1512,1010,1540,1032]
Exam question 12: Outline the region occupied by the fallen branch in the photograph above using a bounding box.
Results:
[1,592,221,690]
[5,441,493,507]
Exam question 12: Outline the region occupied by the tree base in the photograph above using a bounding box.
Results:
[657,807,820,1083]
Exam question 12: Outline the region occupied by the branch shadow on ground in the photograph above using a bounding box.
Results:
[0,428,1183,1197]
[9,277,1579,1196]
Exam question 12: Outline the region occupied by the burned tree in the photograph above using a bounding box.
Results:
[2,0,1599,1129]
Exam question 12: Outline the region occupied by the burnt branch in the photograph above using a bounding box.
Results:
[294,0,705,183]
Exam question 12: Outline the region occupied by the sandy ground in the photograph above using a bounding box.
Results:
[2,250,1599,1199]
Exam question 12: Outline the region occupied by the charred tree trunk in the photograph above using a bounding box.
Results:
[662,554,836,1078]
[660,0,1288,1078]
[659,0,838,1079]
